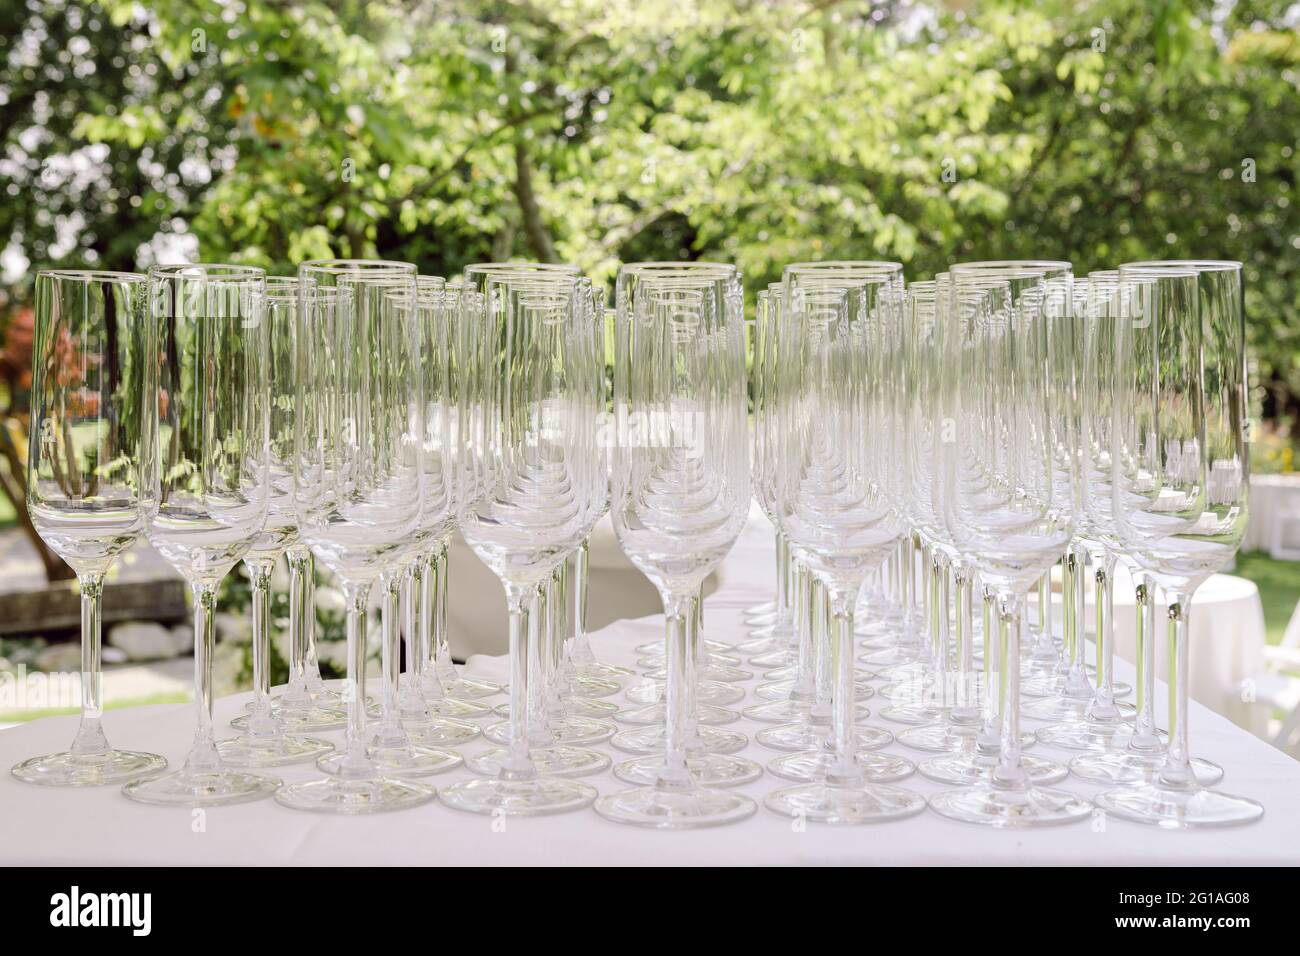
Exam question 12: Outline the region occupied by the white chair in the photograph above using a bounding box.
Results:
[1243,596,1300,756]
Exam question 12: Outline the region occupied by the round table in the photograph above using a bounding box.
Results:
[1246,473,1300,554]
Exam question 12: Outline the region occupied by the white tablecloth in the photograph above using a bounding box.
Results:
[1245,473,1300,554]
[2,513,1299,866]
[1048,565,1268,734]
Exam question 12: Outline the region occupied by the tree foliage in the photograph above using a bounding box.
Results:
[2,0,1296,415]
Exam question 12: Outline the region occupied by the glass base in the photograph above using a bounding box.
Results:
[616,701,738,726]
[765,781,927,824]
[636,638,732,657]
[640,651,742,670]
[216,733,334,768]
[747,648,796,668]
[918,751,1067,786]
[644,663,752,683]
[1023,674,1132,700]
[493,697,619,720]
[122,766,280,807]
[624,678,744,707]
[860,644,925,667]
[572,660,634,681]
[767,748,915,784]
[1035,720,1148,752]
[1023,696,1136,723]
[485,716,614,747]
[879,701,955,726]
[928,781,1093,828]
[425,696,492,719]
[442,676,504,701]
[404,716,482,747]
[275,775,436,814]
[564,675,622,699]
[466,745,610,778]
[318,744,461,778]
[736,636,789,658]
[1095,781,1262,828]
[1069,749,1223,786]
[594,784,756,829]
[613,753,762,787]
[611,724,747,756]
[897,722,1033,754]
[756,678,873,703]
[765,664,876,683]
[263,702,349,732]
[743,697,870,725]
[756,721,892,753]
[12,748,167,787]
[440,776,597,816]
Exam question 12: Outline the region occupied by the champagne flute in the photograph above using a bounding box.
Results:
[123,263,279,807]
[14,270,168,787]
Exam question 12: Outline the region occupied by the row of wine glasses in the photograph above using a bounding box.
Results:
[14,254,1261,831]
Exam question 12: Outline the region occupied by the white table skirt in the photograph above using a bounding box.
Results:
[2,513,1299,866]
[1245,474,1300,553]
[1047,565,1268,735]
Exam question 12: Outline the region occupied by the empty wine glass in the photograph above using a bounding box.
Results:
[1094,260,1260,827]
[761,275,925,824]
[440,269,605,815]
[596,267,758,827]
[926,261,1092,827]
[123,263,279,807]
[14,270,168,787]
[218,278,334,768]
[274,259,435,814]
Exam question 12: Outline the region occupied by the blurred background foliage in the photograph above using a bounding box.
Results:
[0,0,1296,478]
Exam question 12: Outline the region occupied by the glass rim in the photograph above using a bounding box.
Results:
[1121,259,1242,274]
[619,260,736,272]
[39,269,147,284]
[299,258,416,275]
[784,259,903,272]
[149,263,266,282]
[949,259,1072,274]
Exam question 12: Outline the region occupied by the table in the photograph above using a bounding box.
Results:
[3,513,1299,866]
[1245,473,1300,554]
[1048,565,1268,735]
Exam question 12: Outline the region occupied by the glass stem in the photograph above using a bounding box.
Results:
[1063,546,1091,695]
[376,574,404,743]
[404,558,424,687]
[186,581,221,773]
[284,547,311,705]
[686,591,702,744]
[246,558,277,736]
[502,582,536,779]
[418,548,443,698]
[433,544,454,680]
[1160,592,1195,789]
[790,563,814,701]
[976,584,1001,754]
[1031,569,1056,661]
[1130,573,1161,749]
[657,591,691,790]
[950,564,979,723]
[70,572,109,756]
[826,586,861,787]
[993,591,1026,788]
[810,577,831,725]
[570,537,595,663]
[526,585,552,745]
[338,582,372,778]
[299,550,322,693]
[1088,551,1120,721]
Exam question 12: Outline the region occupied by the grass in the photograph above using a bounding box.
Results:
[0,691,190,723]
[1233,551,1300,645]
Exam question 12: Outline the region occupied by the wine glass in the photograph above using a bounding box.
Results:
[596,268,758,827]
[761,276,924,824]
[14,270,168,787]
[1094,260,1261,827]
[214,278,335,767]
[440,269,605,815]
[926,261,1092,827]
[123,263,279,807]
[274,259,435,814]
